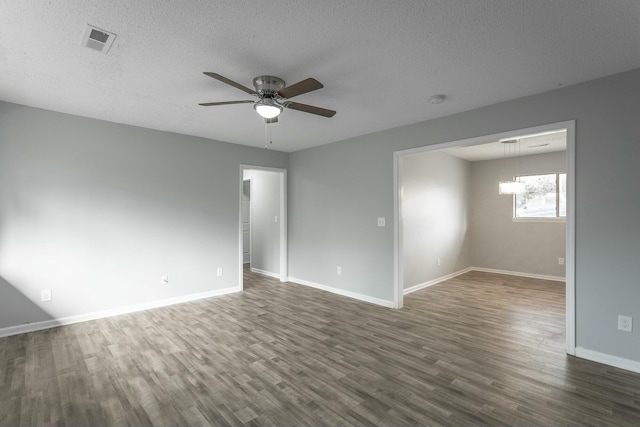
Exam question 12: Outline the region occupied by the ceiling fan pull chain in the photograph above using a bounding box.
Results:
[269,124,273,147]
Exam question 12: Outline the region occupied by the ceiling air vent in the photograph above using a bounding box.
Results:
[81,24,116,54]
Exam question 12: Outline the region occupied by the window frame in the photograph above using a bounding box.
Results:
[512,172,566,222]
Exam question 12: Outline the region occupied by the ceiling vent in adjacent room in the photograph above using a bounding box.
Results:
[81,24,116,54]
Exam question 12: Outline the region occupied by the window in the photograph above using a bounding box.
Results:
[514,173,566,219]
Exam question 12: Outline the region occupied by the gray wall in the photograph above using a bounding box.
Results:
[401,152,471,289]
[470,151,566,277]
[288,68,640,362]
[288,141,393,297]
[2,68,640,363]
[247,170,281,275]
[0,102,287,329]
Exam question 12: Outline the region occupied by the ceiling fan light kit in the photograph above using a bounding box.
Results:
[254,98,282,119]
[199,72,336,122]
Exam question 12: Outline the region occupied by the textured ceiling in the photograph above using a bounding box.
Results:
[442,130,566,162]
[1,1,639,152]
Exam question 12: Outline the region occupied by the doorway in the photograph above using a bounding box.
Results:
[393,121,576,355]
[239,165,287,290]
[242,179,251,264]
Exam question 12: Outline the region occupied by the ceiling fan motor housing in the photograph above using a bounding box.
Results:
[253,76,285,98]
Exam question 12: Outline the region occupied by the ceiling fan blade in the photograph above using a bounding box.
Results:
[198,100,254,106]
[265,117,278,124]
[284,101,336,118]
[203,72,257,95]
[277,78,323,99]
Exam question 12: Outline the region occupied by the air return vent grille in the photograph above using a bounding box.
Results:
[81,24,116,54]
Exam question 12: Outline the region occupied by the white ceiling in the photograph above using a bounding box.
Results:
[443,130,566,162]
[1,1,639,153]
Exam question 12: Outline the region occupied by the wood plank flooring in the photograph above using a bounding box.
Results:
[1,268,640,426]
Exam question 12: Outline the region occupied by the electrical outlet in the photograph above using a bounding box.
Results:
[217,267,223,277]
[337,266,342,275]
[161,275,169,285]
[377,217,386,227]
[437,258,441,266]
[558,257,565,265]
[618,315,633,332]
[41,289,52,302]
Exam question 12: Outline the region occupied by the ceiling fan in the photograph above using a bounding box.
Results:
[199,72,336,123]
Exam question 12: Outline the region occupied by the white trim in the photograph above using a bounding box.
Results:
[470,267,565,282]
[0,286,241,338]
[565,120,576,355]
[404,268,472,295]
[403,267,564,296]
[575,347,640,374]
[250,267,281,280]
[288,277,395,308]
[239,168,245,292]
[393,120,576,355]
[513,217,566,223]
[393,152,403,308]
[279,170,288,283]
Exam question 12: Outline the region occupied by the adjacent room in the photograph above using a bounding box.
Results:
[400,129,567,294]
[241,167,286,285]
[1,1,640,425]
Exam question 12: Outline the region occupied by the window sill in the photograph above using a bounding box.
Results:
[513,217,566,223]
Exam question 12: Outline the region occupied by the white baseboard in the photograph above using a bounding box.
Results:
[403,266,563,296]
[404,268,472,295]
[470,267,565,282]
[575,347,640,374]
[250,267,281,280]
[0,286,241,339]
[288,277,395,308]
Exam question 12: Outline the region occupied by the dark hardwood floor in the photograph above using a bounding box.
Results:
[1,268,640,426]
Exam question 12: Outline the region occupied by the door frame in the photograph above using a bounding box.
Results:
[393,120,576,355]
[239,165,287,289]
